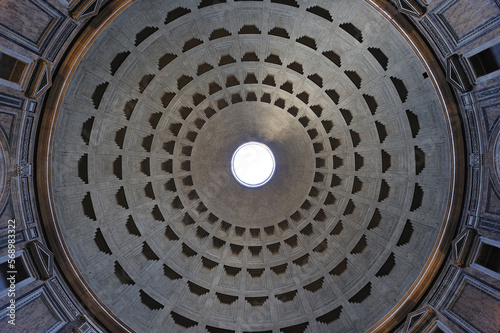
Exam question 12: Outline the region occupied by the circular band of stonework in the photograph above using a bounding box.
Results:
[231,142,276,188]
[191,103,315,228]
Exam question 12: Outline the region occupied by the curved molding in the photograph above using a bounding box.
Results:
[0,127,10,213]
[487,119,500,192]
[37,1,137,332]
[364,1,464,332]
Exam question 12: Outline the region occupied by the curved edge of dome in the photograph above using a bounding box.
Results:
[35,1,466,332]
[363,1,465,332]
[36,1,137,332]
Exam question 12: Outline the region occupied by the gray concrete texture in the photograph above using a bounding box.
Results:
[50,0,453,332]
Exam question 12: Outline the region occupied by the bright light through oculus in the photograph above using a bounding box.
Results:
[231,142,275,188]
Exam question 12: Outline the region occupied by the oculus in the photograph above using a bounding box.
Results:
[231,142,275,188]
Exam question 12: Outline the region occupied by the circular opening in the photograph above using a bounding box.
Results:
[231,142,275,188]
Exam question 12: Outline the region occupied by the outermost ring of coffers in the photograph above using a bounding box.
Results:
[35,1,465,332]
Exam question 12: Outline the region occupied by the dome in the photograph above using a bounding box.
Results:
[37,1,463,332]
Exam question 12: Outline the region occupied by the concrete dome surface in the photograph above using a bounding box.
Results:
[37,0,463,332]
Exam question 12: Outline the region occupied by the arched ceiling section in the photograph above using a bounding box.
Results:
[37,0,463,332]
